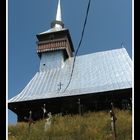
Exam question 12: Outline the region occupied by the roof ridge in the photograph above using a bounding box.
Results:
[71,47,126,58]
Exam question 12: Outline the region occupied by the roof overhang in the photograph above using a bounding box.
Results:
[8,88,132,113]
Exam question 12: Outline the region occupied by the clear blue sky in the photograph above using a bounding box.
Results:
[8,0,132,124]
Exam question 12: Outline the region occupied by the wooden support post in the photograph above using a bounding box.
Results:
[77,98,81,116]
[77,98,83,116]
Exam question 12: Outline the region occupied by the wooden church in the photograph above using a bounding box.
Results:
[8,0,132,121]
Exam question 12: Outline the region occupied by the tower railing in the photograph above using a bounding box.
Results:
[37,38,67,53]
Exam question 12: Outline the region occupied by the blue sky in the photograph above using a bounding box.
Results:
[8,0,132,124]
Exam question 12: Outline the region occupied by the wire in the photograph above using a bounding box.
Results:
[63,0,91,92]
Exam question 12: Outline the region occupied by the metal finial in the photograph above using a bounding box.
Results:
[55,0,63,29]
[56,0,62,21]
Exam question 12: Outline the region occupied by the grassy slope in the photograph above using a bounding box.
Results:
[8,109,132,140]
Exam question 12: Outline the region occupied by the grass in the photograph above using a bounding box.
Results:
[8,109,132,140]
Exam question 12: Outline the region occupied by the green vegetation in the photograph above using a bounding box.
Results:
[8,109,132,140]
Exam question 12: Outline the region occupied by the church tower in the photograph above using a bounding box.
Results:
[36,0,74,71]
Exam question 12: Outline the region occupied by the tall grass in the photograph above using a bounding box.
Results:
[8,109,132,140]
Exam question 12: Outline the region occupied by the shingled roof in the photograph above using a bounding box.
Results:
[9,48,132,103]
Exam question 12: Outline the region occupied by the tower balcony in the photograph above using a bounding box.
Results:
[37,37,73,58]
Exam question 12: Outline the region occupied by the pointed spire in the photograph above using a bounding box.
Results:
[54,0,63,29]
[39,0,64,35]
[56,0,62,21]
[50,0,64,30]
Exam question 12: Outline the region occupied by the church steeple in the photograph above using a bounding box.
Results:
[56,0,62,22]
[51,0,64,30]
[56,0,62,21]
[36,0,74,71]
